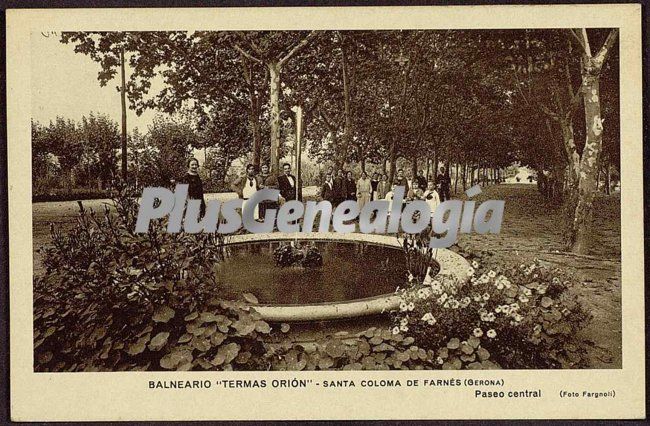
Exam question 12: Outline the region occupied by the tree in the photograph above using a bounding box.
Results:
[60,32,133,182]
[564,28,619,253]
[233,31,320,173]
[145,115,197,186]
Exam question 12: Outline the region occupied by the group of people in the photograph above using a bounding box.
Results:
[320,166,453,214]
[181,156,454,222]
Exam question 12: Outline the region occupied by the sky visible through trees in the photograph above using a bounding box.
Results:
[31,29,619,254]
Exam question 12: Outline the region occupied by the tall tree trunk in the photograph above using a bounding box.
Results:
[566,28,618,254]
[241,57,262,169]
[268,61,281,174]
[120,48,127,183]
[336,41,353,171]
[432,149,438,184]
[389,60,413,183]
[462,162,468,191]
[411,157,418,181]
[605,160,611,195]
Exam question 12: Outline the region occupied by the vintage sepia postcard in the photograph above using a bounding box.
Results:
[6,4,645,421]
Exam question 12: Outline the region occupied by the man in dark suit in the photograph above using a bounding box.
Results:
[333,169,346,206]
[415,169,428,193]
[393,168,410,194]
[277,162,298,202]
[436,166,452,202]
[320,171,335,203]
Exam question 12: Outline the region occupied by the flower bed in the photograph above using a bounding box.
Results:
[389,252,591,369]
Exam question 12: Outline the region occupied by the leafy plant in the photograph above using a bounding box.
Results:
[34,186,274,372]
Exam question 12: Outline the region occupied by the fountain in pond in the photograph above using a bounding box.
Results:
[273,241,323,268]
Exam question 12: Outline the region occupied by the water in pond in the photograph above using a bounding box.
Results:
[213,241,409,304]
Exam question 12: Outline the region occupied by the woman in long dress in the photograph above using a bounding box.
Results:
[377,173,390,200]
[184,158,206,218]
[356,171,372,210]
[370,172,380,201]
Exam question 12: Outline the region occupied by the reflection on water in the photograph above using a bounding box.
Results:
[213,241,409,304]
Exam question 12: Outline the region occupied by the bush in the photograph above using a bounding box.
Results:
[391,252,591,369]
[34,187,277,372]
[33,188,112,203]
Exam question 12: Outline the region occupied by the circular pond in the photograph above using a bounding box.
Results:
[214,240,414,305]
[216,233,471,322]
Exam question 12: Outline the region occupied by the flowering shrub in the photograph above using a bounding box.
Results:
[392,256,591,369]
[34,187,277,372]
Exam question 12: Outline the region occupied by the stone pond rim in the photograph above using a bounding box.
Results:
[221,232,471,322]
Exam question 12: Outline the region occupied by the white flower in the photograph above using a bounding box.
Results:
[443,301,450,308]
[519,295,529,303]
[494,306,502,313]
[473,294,482,302]
[467,267,475,276]
[436,356,444,365]
[482,293,490,301]
[479,274,489,284]
[501,305,511,315]
[400,317,409,327]
[407,302,415,312]
[486,313,496,322]
[400,324,409,332]
[471,260,479,269]
[523,288,532,296]
[438,293,448,303]
[399,302,409,312]
[418,287,432,299]
[392,326,400,335]
[473,328,483,337]
[487,270,496,278]
[450,300,460,309]
[514,313,523,322]
[487,329,497,338]
[408,272,414,282]
[510,303,520,311]
[461,297,471,306]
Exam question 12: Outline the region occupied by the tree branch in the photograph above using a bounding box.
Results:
[540,103,559,121]
[579,29,592,57]
[317,104,340,131]
[594,28,619,64]
[278,31,319,68]
[233,44,263,65]
[568,29,589,56]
